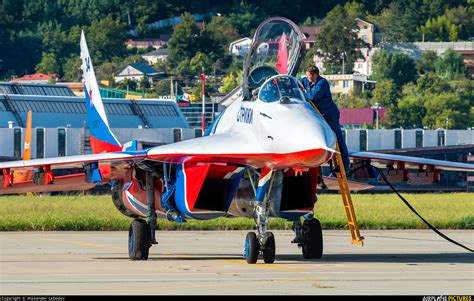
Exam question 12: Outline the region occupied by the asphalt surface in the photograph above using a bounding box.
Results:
[1,230,473,295]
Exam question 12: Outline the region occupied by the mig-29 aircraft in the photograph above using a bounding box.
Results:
[1,17,473,264]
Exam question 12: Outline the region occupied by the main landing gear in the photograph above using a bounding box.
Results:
[128,170,159,261]
[128,219,151,260]
[291,215,323,259]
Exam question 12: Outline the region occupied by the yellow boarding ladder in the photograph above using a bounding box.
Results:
[334,143,364,245]
[306,100,364,245]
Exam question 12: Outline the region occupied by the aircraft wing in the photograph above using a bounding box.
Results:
[0,133,263,175]
[349,150,474,172]
[0,151,147,171]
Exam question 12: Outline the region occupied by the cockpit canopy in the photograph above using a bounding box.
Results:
[258,75,305,103]
[243,17,304,100]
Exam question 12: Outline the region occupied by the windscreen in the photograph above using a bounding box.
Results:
[258,76,305,103]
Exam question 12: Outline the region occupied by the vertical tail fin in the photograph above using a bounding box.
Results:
[80,31,122,153]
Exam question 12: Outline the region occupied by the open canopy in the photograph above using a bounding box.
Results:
[242,17,304,99]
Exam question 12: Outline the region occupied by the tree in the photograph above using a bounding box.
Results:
[228,2,264,37]
[86,16,127,64]
[371,79,400,126]
[372,50,417,88]
[205,16,239,51]
[416,51,438,75]
[423,92,472,129]
[396,92,427,128]
[35,52,60,75]
[167,12,200,68]
[189,52,211,75]
[219,70,242,93]
[344,1,368,19]
[434,48,465,80]
[375,1,425,42]
[316,5,362,74]
[62,56,82,82]
[419,6,473,41]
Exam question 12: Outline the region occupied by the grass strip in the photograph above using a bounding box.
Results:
[0,193,472,231]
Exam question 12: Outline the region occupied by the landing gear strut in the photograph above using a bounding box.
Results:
[243,168,277,264]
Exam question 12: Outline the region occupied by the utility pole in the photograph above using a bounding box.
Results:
[200,68,206,132]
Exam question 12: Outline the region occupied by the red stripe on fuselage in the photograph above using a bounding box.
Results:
[148,148,332,169]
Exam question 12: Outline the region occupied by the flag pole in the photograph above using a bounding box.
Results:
[201,68,206,132]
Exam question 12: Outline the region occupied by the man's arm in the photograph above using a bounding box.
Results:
[305,79,327,101]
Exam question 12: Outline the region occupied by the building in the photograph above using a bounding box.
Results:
[125,39,168,49]
[324,74,375,96]
[115,63,162,84]
[0,82,74,97]
[355,18,375,47]
[229,37,252,58]
[340,108,386,129]
[141,49,169,65]
[352,47,379,76]
[300,26,321,49]
[10,73,57,84]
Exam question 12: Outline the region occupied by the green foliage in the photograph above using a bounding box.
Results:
[316,5,362,74]
[395,84,427,128]
[344,1,368,19]
[416,51,438,75]
[434,48,466,80]
[419,6,473,41]
[423,92,472,129]
[372,50,417,87]
[62,56,82,82]
[168,12,201,68]
[375,0,437,42]
[35,52,60,75]
[301,47,317,72]
[301,17,322,26]
[228,2,265,37]
[205,16,240,50]
[219,70,242,93]
[382,71,473,129]
[371,79,399,108]
[86,16,127,64]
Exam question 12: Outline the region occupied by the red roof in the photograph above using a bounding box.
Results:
[11,73,57,82]
[340,108,385,125]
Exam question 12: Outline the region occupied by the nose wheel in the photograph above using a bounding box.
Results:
[244,231,276,264]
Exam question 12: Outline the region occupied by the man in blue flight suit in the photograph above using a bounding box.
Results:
[299,65,350,173]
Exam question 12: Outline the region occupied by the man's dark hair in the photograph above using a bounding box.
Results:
[305,65,319,75]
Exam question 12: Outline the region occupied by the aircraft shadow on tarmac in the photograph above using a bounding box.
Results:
[95,252,473,264]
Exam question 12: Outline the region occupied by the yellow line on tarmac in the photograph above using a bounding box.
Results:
[273,275,327,283]
[37,237,124,251]
[223,259,305,271]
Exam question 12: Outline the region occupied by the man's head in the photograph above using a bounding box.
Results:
[305,65,319,83]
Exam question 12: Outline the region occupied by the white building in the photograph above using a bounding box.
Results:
[141,49,169,65]
[229,37,252,58]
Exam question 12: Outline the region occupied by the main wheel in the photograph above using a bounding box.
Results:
[302,218,323,259]
[262,232,275,264]
[128,219,151,260]
[244,232,259,264]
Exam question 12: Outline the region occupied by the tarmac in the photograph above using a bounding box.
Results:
[1,230,473,295]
